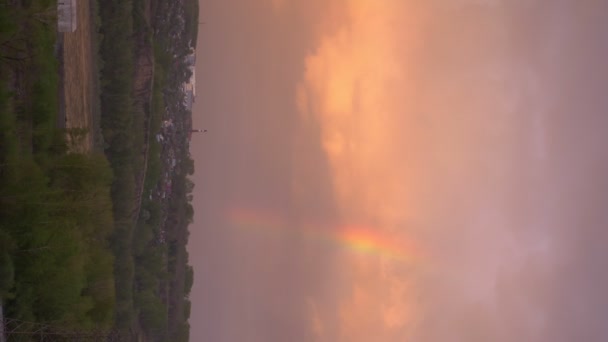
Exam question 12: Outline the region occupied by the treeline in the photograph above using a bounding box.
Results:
[132,57,169,340]
[134,142,196,342]
[153,0,198,62]
[97,0,139,331]
[99,0,197,341]
[131,60,170,337]
[183,0,200,49]
[152,0,199,338]
[131,159,195,341]
[0,0,115,330]
[129,0,200,339]
[165,161,195,341]
[97,0,199,339]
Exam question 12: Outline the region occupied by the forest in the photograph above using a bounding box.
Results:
[97,0,199,339]
[0,0,116,329]
[0,0,198,340]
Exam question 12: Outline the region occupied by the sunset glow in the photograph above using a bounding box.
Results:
[191,1,608,341]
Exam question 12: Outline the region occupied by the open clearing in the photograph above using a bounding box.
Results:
[61,0,97,152]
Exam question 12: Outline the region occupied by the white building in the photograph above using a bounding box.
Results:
[58,0,77,32]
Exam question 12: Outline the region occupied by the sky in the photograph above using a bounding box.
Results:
[190,1,608,341]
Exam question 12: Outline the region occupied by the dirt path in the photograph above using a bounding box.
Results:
[61,0,96,152]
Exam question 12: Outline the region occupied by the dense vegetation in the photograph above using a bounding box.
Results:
[97,0,198,340]
[97,0,139,331]
[0,0,115,329]
[0,0,198,340]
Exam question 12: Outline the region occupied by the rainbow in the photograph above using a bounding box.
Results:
[227,207,421,262]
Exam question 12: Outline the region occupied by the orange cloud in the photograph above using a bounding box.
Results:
[297,1,414,223]
[295,1,426,340]
[307,298,326,340]
[293,1,576,341]
[269,0,286,13]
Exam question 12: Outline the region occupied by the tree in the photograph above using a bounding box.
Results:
[183,265,193,298]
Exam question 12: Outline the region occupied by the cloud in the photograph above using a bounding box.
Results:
[295,1,608,341]
[269,0,286,13]
[307,298,325,339]
[296,0,412,225]
[295,2,428,340]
